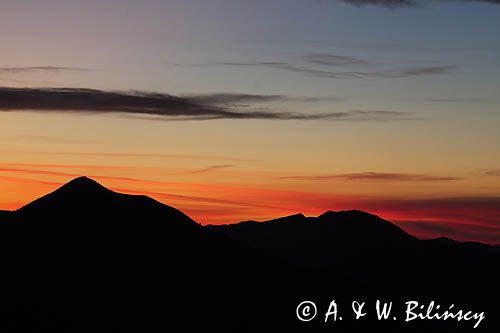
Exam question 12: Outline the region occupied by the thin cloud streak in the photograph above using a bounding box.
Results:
[395,220,500,244]
[19,135,101,144]
[0,66,90,74]
[335,0,500,8]
[186,93,346,105]
[1,149,255,162]
[185,165,234,175]
[186,93,285,105]
[485,169,500,176]
[1,163,133,171]
[303,53,370,66]
[0,87,412,121]
[428,98,483,103]
[280,172,463,182]
[0,172,290,212]
[172,61,458,79]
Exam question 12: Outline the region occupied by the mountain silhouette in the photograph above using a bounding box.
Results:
[209,210,498,294]
[208,210,418,264]
[0,177,497,332]
[15,176,199,235]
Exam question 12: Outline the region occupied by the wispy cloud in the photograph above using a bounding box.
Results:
[0,168,287,212]
[485,169,500,176]
[19,135,101,144]
[186,93,345,105]
[0,167,76,179]
[185,93,284,105]
[428,98,483,103]
[336,0,418,7]
[280,172,463,182]
[180,165,234,175]
[0,66,90,74]
[334,0,500,8]
[0,87,411,121]
[1,163,132,171]
[173,61,458,79]
[397,66,458,76]
[1,149,255,162]
[395,220,500,244]
[303,53,370,66]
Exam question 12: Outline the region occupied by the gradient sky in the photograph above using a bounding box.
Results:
[1,0,499,243]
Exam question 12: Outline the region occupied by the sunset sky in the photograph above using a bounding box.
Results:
[1,0,499,243]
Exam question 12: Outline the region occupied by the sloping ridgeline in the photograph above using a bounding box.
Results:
[0,177,497,332]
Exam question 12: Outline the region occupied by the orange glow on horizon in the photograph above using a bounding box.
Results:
[1,163,499,245]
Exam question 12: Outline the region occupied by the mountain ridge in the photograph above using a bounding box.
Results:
[0,176,493,247]
[0,176,497,332]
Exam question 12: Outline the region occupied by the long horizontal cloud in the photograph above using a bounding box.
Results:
[176,61,458,79]
[187,93,345,105]
[428,98,482,103]
[335,0,500,8]
[19,135,101,144]
[0,87,411,121]
[0,66,89,74]
[187,93,284,105]
[0,164,234,179]
[2,149,255,162]
[280,172,462,182]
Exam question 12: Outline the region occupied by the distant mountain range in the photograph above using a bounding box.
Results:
[0,177,497,332]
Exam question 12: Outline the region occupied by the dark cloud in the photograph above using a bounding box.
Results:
[0,87,411,121]
[335,0,500,8]
[179,61,458,79]
[281,172,462,181]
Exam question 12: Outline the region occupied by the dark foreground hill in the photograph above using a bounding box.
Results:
[0,177,497,332]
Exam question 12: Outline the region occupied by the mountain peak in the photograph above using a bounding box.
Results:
[68,176,96,184]
[318,210,381,221]
[56,176,119,196]
[15,176,201,231]
[267,213,306,223]
[62,176,108,191]
[17,176,113,214]
[45,176,113,198]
